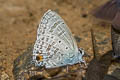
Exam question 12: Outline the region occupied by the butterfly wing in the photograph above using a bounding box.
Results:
[37,10,78,50]
[33,34,80,68]
[33,10,83,68]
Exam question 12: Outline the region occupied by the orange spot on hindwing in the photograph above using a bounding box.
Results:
[36,55,43,61]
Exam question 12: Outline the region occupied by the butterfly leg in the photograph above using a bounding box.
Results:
[81,60,87,67]
[66,65,69,73]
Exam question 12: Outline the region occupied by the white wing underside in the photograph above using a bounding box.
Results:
[33,34,79,68]
[33,10,79,68]
[37,10,77,50]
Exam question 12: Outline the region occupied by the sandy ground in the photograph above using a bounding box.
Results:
[0,0,115,79]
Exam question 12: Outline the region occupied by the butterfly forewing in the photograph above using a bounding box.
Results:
[37,10,77,50]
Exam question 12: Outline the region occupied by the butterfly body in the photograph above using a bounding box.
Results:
[33,10,84,68]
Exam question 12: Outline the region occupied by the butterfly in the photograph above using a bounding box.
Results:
[32,10,85,68]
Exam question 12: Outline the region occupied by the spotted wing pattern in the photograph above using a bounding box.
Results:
[33,10,83,68]
[37,10,77,50]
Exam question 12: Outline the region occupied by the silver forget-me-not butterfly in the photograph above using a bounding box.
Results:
[32,10,85,68]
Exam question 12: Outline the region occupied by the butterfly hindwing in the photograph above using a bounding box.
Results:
[33,34,79,68]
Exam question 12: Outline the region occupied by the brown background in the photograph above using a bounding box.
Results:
[0,0,113,79]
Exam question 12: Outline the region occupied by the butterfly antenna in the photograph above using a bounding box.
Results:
[91,29,97,58]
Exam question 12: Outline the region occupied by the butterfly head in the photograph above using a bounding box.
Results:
[78,48,84,60]
[77,48,87,67]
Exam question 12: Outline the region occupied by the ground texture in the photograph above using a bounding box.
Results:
[0,0,120,80]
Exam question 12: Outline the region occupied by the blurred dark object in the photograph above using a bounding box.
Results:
[81,13,88,18]
[85,29,118,80]
[103,75,120,80]
[92,0,120,59]
[111,26,120,59]
[93,0,120,22]
[112,11,120,31]
[93,0,120,31]
[84,48,120,80]
[90,29,100,60]
[111,68,120,79]
[112,57,120,63]
[85,50,113,80]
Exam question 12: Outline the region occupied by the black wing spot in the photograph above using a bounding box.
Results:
[66,47,68,49]
[37,46,39,48]
[36,56,40,61]
[38,62,40,64]
[59,41,61,43]
[51,36,53,38]
[61,62,63,64]
[36,51,39,54]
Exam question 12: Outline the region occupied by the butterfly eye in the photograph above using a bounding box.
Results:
[79,50,82,53]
